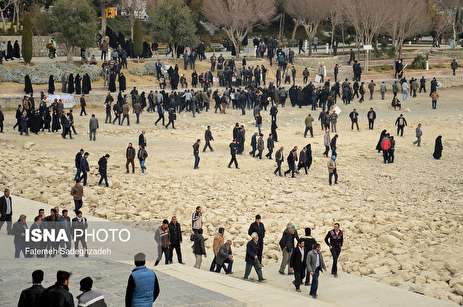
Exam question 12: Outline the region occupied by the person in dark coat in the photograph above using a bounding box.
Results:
[168,216,183,264]
[24,74,33,94]
[301,227,317,285]
[290,239,306,292]
[247,215,265,263]
[243,232,265,281]
[108,73,117,92]
[98,154,110,187]
[38,270,74,307]
[67,73,75,93]
[82,73,91,94]
[74,74,82,95]
[48,75,55,94]
[17,270,45,307]
[118,73,126,92]
[13,40,20,58]
[0,106,4,133]
[30,111,42,134]
[433,135,443,160]
[52,110,61,132]
[376,129,387,153]
[6,41,13,59]
[43,109,51,132]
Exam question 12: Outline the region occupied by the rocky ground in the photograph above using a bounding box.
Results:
[1,86,463,304]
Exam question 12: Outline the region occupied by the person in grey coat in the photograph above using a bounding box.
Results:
[192,228,206,269]
[77,277,107,307]
[61,73,68,93]
[306,243,326,299]
[89,114,99,141]
[215,240,233,274]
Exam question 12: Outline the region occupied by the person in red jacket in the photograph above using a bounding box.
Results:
[381,134,392,164]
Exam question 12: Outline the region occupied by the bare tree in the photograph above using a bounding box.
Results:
[0,0,13,31]
[435,0,463,48]
[341,0,391,71]
[386,0,431,58]
[285,0,330,55]
[202,0,276,58]
[122,0,155,40]
[328,0,343,52]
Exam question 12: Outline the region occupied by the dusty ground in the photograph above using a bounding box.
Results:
[0,84,463,304]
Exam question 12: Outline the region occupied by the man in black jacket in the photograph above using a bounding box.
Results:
[18,270,45,307]
[279,223,299,275]
[74,149,84,181]
[324,223,344,277]
[0,188,13,234]
[168,216,183,264]
[349,108,359,131]
[243,233,265,281]
[138,131,146,148]
[367,108,376,130]
[247,215,266,263]
[39,270,74,307]
[126,143,136,173]
[301,227,317,285]
[290,239,306,292]
[203,126,214,152]
[98,154,110,187]
[228,140,239,169]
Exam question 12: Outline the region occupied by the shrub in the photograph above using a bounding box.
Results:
[410,54,427,69]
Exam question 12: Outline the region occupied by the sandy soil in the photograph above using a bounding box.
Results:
[0,85,463,304]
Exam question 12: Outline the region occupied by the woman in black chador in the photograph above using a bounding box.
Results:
[52,109,61,132]
[67,73,75,93]
[82,73,91,94]
[43,109,51,132]
[48,75,55,94]
[24,74,33,94]
[433,136,443,160]
[6,41,13,60]
[118,72,126,92]
[108,72,117,92]
[75,74,82,95]
[13,40,20,58]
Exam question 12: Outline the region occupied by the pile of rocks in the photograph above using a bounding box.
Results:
[0,62,102,84]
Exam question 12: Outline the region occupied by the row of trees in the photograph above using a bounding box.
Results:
[11,0,463,64]
[200,0,463,60]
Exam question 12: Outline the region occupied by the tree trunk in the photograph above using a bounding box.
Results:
[66,46,73,63]
[101,4,107,36]
[291,19,300,40]
[330,23,335,54]
[452,22,457,48]
[130,13,135,40]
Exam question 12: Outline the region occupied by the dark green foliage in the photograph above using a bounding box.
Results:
[133,19,143,58]
[22,14,33,64]
[150,0,198,48]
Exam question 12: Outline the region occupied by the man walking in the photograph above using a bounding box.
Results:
[304,113,314,138]
[395,114,408,136]
[290,239,306,292]
[193,139,201,169]
[349,108,359,131]
[88,114,99,141]
[79,152,90,186]
[0,188,13,234]
[126,143,136,173]
[244,232,265,282]
[367,108,376,130]
[168,216,183,264]
[228,139,239,169]
[328,155,338,185]
[413,123,423,147]
[203,126,214,152]
[324,223,343,277]
[274,147,284,176]
[248,215,265,263]
[307,243,326,298]
[98,154,110,187]
[278,223,299,275]
[265,133,274,159]
[70,180,84,212]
